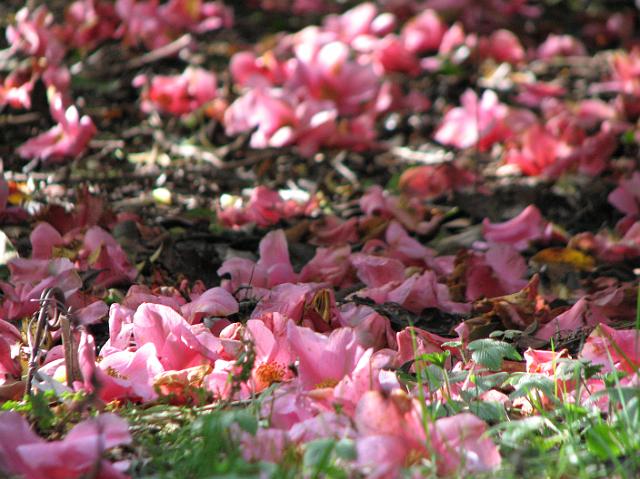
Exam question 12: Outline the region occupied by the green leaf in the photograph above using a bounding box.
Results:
[417,350,450,369]
[467,338,522,371]
[471,372,509,392]
[303,438,335,471]
[233,410,258,435]
[586,423,623,460]
[508,374,556,402]
[334,438,357,461]
[469,401,507,422]
[499,416,554,447]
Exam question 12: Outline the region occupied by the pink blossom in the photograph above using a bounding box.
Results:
[355,390,428,478]
[535,298,610,341]
[515,81,566,108]
[62,0,119,50]
[359,185,439,234]
[224,87,337,155]
[438,21,466,55]
[570,223,640,262]
[98,343,165,402]
[434,89,511,151]
[159,0,232,34]
[482,205,548,250]
[385,270,471,314]
[608,172,640,217]
[478,29,525,64]
[75,300,109,326]
[464,245,528,301]
[373,35,421,76]
[0,411,131,479]
[218,229,297,295]
[287,322,365,391]
[181,287,239,324]
[133,303,218,370]
[0,258,82,320]
[574,99,617,129]
[0,66,38,110]
[395,326,451,367]
[230,51,288,88]
[134,67,218,117]
[361,220,436,269]
[431,413,501,475]
[398,163,475,200]
[594,48,640,96]
[401,9,446,53]
[30,222,63,259]
[17,94,96,164]
[115,0,230,49]
[7,6,65,64]
[115,0,170,49]
[350,253,406,288]
[121,285,185,312]
[288,411,355,443]
[567,129,617,177]
[537,34,586,60]
[299,245,354,287]
[288,40,380,116]
[251,283,341,332]
[504,124,569,176]
[240,427,289,463]
[322,3,379,43]
[102,304,134,352]
[80,226,138,288]
[339,303,396,350]
[246,315,296,392]
[309,215,359,246]
[0,320,21,383]
[355,390,500,477]
[217,186,315,228]
[580,323,640,374]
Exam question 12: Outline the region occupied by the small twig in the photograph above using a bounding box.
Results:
[24,288,83,396]
[153,128,274,170]
[0,112,42,126]
[390,146,454,165]
[123,34,194,71]
[330,151,358,186]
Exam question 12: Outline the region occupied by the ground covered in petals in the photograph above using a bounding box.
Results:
[1,1,640,478]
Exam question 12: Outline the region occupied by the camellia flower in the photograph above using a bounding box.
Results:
[0,411,131,479]
[0,320,21,385]
[478,29,525,64]
[159,0,233,34]
[0,66,38,110]
[218,229,298,295]
[482,205,548,251]
[134,67,219,117]
[401,9,446,53]
[17,93,96,164]
[62,0,119,51]
[224,87,338,155]
[580,323,640,375]
[537,34,586,60]
[535,298,610,341]
[434,89,511,151]
[355,390,501,477]
[6,6,65,64]
[461,244,528,301]
[245,314,296,392]
[287,322,366,391]
[79,226,138,288]
[608,172,640,219]
[504,124,569,176]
